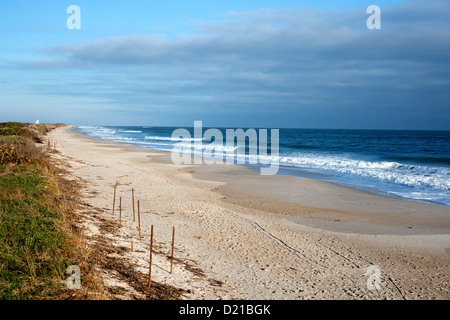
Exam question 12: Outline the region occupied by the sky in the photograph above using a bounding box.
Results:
[0,0,449,130]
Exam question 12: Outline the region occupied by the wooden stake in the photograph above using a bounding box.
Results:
[119,197,122,226]
[132,188,135,222]
[112,181,118,215]
[148,225,154,288]
[170,226,175,274]
[137,200,141,240]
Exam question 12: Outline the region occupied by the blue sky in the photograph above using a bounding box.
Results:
[0,0,449,129]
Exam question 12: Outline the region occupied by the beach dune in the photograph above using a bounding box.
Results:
[46,125,450,300]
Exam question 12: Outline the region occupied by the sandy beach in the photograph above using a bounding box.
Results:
[45,125,450,300]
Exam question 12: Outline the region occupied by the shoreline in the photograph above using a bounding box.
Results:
[72,124,450,236]
[75,124,450,208]
[46,124,450,299]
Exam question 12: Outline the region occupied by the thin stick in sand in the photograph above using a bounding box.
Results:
[148,225,154,288]
[119,197,122,226]
[138,200,141,240]
[112,181,118,215]
[170,227,175,274]
[132,188,135,222]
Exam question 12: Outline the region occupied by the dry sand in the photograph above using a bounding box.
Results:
[46,125,450,300]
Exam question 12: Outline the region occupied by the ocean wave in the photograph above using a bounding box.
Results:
[77,126,137,141]
[115,137,137,141]
[145,136,205,142]
[172,142,238,153]
[164,143,450,191]
[117,130,143,133]
[275,154,450,191]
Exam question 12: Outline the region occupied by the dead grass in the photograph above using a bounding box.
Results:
[45,141,186,300]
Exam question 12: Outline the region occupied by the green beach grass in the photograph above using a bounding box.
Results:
[0,122,89,299]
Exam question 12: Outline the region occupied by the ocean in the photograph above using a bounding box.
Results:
[76,125,450,206]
